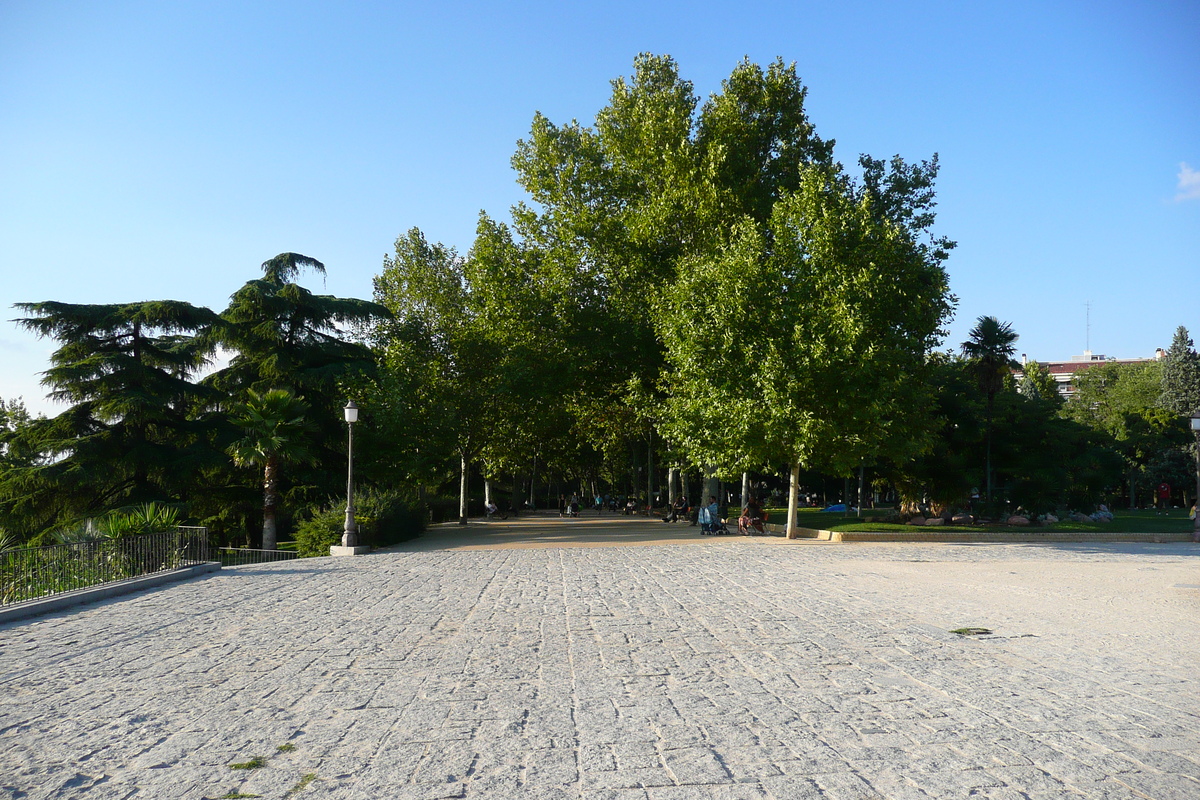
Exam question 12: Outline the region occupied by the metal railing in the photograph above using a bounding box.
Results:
[0,527,212,607]
[218,547,298,567]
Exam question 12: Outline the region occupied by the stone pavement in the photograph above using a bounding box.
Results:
[2,516,1200,799]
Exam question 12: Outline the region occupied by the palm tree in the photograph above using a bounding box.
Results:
[961,316,1019,503]
[228,389,315,550]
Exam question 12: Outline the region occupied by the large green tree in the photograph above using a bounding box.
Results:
[886,356,1118,516]
[658,164,953,536]
[373,225,561,522]
[8,301,221,530]
[508,55,839,481]
[208,253,390,523]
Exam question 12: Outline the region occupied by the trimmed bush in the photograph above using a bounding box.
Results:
[294,488,425,557]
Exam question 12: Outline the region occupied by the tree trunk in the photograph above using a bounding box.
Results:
[682,470,690,505]
[646,434,654,509]
[985,393,994,502]
[704,473,719,509]
[529,455,537,507]
[668,467,678,506]
[741,471,750,512]
[484,477,491,507]
[459,454,468,525]
[262,456,278,550]
[786,462,800,539]
[857,464,865,518]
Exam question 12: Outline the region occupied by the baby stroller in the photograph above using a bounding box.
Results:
[698,503,729,535]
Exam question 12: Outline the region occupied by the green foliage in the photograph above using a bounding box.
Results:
[228,389,318,550]
[961,316,1020,398]
[294,488,424,557]
[1018,360,1062,407]
[961,316,1020,500]
[0,398,51,541]
[885,355,1121,516]
[1059,360,1185,506]
[8,300,222,527]
[4,256,399,547]
[659,163,952,482]
[293,506,349,557]
[97,503,182,539]
[371,221,570,517]
[228,390,317,471]
[208,253,388,398]
[1159,325,1200,416]
[47,503,183,543]
[506,55,844,488]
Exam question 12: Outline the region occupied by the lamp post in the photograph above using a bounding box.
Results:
[1191,413,1200,543]
[331,400,368,556]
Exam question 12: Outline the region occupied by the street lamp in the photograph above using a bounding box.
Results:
[331,400,368,556]
[342,400,358,546]
[1191,413,1200,543]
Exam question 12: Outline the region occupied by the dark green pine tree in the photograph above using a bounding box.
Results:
[208,253,390,400]
[1159,325,1200,416]
[8,300,222,523]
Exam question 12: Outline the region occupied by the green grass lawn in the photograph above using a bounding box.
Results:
[761,507,1196,534]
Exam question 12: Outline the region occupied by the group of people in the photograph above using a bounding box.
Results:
[545,490,770,536]
[556,493,657,516]
[658,494,769,536]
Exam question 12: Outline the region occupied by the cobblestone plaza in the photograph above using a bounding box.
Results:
[3,516,1199,799]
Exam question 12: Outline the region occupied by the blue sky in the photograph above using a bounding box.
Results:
[2,0,1197,416]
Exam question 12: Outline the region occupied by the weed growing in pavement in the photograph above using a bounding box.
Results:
[276,743,296,753]
[951,627,993,636]
[229,756,267,770]
[286,773,318,795]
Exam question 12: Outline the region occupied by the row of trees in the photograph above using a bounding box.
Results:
[368,55,955,535]
[3,54,1197,547]
[363,56,1200,524]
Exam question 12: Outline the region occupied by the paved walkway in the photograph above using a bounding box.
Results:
[3,515,1199,799]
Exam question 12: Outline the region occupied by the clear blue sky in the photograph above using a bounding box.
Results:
[2,0,1197,416]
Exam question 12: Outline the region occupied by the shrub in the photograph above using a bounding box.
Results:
[47,503,184,544]
[293,506,349,557]
[294,488,425,557]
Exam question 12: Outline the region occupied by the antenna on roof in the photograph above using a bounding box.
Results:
[1085,300,1091,353]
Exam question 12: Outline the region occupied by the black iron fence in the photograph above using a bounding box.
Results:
[218,547,299,567]
[0,527,212,607]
